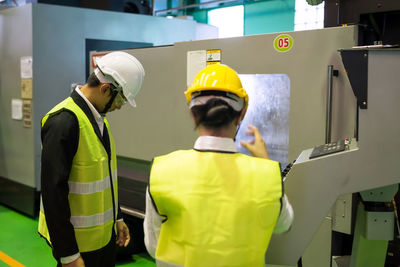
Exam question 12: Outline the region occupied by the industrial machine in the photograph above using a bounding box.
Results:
[88,25,372,266]
[269,47,400,267]
[94,27,357,230]
[2,3,399,263]
[92,25,400,266]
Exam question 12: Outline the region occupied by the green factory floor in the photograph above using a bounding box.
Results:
[0,205,155,267]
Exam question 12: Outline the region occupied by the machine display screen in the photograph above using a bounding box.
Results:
[235,74,290,169]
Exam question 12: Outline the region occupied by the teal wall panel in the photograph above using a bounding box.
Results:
[244,0,295,35]
[191,9,208,24]
[187,0,295,36]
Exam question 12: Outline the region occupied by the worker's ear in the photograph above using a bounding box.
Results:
[100,83,111,95]
[237,108,247,125]
[189,108,201,127]
[189,109,197,124]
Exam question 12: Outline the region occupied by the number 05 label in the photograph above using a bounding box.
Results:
[273,34,293,52]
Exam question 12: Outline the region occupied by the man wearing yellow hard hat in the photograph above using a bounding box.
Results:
[144,64,293,267]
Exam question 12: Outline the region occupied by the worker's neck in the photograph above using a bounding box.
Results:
[80,84,97,106]
[197,124,237,139]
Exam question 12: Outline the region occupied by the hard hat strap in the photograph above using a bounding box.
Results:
[101,87,119,115]
[192,90,240,101]
[190,91,244,112]
[234,121,242,142]
[96,67,123,91]
[95,68,114,85]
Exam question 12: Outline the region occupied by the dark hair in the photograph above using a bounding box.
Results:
[87,72,101,87]
[191,98,241,129]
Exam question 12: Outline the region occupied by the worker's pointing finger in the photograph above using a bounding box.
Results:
[249,126,262,140]
[240,141,249,149]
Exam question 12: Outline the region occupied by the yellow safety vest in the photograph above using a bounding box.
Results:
[150,149,282,267]
[38,97,118,253]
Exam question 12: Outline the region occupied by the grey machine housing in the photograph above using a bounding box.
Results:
[100,26,367,265]
[95,26,399,265]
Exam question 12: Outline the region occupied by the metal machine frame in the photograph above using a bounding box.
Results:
[267,48,400,266]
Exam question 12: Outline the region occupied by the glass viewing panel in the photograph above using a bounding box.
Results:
[236,74,290,169]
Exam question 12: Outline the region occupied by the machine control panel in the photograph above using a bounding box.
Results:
[309,139,350,159]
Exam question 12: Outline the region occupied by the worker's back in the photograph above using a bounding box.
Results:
[149,149,283,267]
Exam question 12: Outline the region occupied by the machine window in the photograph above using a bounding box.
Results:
[236,74,290,169]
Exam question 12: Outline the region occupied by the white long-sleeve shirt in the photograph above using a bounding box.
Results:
[143,136,294,258]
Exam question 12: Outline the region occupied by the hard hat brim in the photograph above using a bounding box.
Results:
[126,95,137,108]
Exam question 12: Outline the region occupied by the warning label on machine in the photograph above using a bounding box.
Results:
[206,49,221,64]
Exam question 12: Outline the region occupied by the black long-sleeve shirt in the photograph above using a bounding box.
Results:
[41,90,122,259]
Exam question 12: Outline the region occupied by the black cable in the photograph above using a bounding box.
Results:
[355,105,359,141]
[297,257,303,267]
[382,13,387,41]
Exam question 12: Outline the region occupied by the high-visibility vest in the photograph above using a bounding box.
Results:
[38,97,118,253]
[150,149,282,267]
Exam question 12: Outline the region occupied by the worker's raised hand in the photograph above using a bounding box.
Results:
[116,221,131,247]
[62,256,85,267]
[240,125,269,159]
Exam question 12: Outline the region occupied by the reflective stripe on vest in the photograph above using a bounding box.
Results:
[70,208,114,228]
[40,198,118,228]
[150,150,282,267]
[68,170,117,194]
[38,97,118,253]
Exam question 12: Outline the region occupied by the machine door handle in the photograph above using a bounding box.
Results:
[326,65,339,144]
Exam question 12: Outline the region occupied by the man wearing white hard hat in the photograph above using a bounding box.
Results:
[38,51,145,267]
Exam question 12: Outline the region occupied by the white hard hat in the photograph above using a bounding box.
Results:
[95,51,145,107]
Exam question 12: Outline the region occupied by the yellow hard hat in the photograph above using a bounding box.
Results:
[184,64,248,109]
